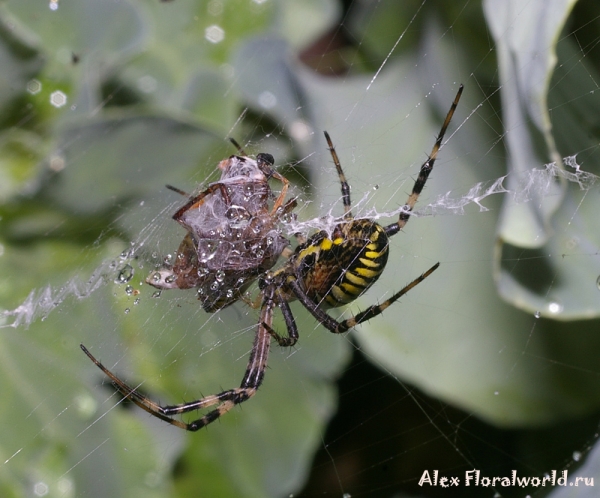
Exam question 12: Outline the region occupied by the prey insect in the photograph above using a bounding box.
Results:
[146,141,296,311]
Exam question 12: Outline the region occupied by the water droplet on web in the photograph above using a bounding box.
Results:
[226,205,252,228]
[164,274,176,284]
[534,311,540,319]
[134,298,140,305]
[572,451,582,462]
[124,308,131,314]
[115,264,134,283]
[152,291,161,298]
[200,242,218,262]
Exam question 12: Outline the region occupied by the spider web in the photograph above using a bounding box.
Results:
[2,1,600,497]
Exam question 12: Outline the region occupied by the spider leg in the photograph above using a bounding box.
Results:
[323,131,353,219]
[287,262,439,334]
[80,302,273,431]
[261,288,299,347]
[386,85,463,237]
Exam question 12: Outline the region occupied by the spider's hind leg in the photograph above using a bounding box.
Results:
[287,262,440,334]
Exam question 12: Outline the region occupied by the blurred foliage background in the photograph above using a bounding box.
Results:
[2,0,600,497]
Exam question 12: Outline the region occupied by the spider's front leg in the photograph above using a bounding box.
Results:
[80,300,275,431]
[258,277,300,348]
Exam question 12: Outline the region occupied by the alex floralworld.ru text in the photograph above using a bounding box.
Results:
[419,470,594,488]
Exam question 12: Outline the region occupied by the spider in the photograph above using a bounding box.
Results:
[81,85,463,431]
[145,140,296,312]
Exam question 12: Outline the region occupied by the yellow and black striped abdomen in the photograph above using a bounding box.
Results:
[294,219,389,308]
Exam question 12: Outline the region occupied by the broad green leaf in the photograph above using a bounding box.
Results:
[483,0,600,318]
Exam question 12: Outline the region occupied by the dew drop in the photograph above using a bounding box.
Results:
[152,291,161,298]
[534,311,541,319]
[125,285,134,295]
[226,205,252,228]
[124,308,131,314]
[115,264,134,283]
[573,450,582,462]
